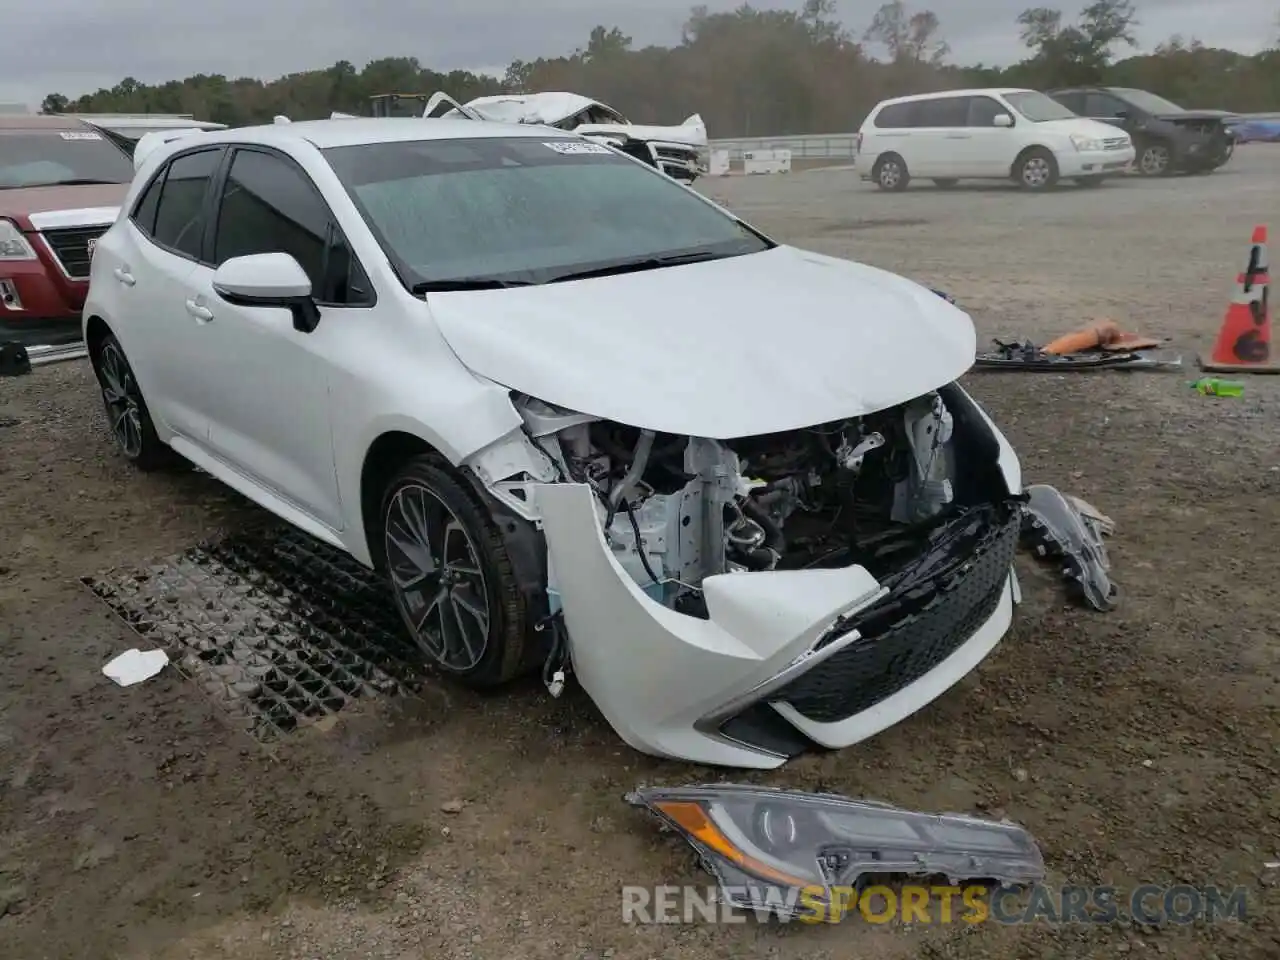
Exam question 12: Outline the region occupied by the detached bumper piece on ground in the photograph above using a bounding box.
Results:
[626,784,1045,922]
[1020,484,1117,611]
[975,338,1182,371]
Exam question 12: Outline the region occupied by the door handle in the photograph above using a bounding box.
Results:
[185,299,214,322]
[113,267,136,286]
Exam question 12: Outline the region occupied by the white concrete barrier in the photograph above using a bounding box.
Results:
[742,149,792,175]
[708,149,731,176]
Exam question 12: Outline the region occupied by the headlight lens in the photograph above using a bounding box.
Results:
[628,784,1045,920]
[1070,134,1103,152]
[0,219,37,261]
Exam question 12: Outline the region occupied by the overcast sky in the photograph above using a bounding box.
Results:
[2,0,1271,109]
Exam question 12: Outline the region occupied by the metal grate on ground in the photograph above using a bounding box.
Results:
[82,525,429,743]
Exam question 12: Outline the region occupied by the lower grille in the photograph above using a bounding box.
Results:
[42,225,108,279]
[773,506,1021,724]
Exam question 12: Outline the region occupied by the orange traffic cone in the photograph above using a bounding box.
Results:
[1199,225,1279,373]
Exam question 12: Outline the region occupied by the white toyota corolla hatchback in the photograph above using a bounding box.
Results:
[83,117,1025,769]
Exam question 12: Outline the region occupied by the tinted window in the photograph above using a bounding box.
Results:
[213,149,328,293]
[0,127,134,189]
[323,137,770,288]
[915,97,968,127]
[874,102,915,128]
[131,171,164,236]
[1003,91,1079,122]
[1085,92,1129,118]
[152,149,221,260]
[966,97,1007,127]
[1052,91,1086,114]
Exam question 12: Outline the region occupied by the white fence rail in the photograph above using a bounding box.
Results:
[709,133,858,161]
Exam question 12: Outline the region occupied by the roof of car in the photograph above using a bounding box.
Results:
[186,117,563,151]
[875,88,1037,107]
[0,114,96,131]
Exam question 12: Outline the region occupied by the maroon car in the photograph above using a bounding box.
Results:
[0,115,134,345]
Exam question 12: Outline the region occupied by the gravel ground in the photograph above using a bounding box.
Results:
[2,148,1279,960]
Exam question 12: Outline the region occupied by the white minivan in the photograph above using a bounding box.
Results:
[855,88,1135,191]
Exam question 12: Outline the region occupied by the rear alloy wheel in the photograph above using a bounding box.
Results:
[873,155,910,191]
[381,455,529,688]
[93,334,174,471]
[1137,142,1172,176]
[1017,149,1058,190]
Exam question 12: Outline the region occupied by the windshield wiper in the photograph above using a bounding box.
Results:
[43,178,124,186]
[544,250,735,284]
[412,277,533,293]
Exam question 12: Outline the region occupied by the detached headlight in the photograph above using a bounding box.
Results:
[627,784,1045,921]
[0,219,37,261]
[1070,134,1103,152]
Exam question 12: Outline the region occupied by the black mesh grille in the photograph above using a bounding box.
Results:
[773,507,1021,724]
[42,225,108,279]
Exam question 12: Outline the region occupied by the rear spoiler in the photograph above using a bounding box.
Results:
[133,128,207,171]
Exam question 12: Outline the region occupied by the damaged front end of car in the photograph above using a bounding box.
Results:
[461,382,1024,769]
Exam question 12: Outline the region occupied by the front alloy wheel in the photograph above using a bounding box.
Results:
[386,483,491,673]
[1018,150,1058,190]
[380,455,531,688]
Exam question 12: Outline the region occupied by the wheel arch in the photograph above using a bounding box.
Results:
[358,430,444,571]
[84,314,113,366]
[1010,144,1055,178]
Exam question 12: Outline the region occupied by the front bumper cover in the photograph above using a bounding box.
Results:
[533,487,1023,769]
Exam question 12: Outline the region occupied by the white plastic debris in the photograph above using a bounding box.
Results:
[102,648,169,686]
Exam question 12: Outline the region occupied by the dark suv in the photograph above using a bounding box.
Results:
[1046,87,1239,176]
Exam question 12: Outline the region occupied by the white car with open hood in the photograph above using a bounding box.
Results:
[428,91,708,182]
[83,117,1024,769]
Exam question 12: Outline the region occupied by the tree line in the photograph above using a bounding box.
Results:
[39,1,1280,138]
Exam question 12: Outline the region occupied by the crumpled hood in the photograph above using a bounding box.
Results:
[426,246,976,438]
[577,117,707,149]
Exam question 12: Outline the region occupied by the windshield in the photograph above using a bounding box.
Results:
[0,128,134,189]
[1003,92,1079,122]
[323,136,769,288]
[1110,88,1185,115]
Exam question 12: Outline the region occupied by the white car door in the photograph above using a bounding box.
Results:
[108,146,226,443]
[183,146,351,530]
[963,95,1022,176]
[909,96,972,177]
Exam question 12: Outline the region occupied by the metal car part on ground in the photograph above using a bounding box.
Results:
[1020,484,1117,612]
[974,338,1183,371]
[626,783,1046,922]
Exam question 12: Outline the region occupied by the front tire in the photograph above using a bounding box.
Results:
[91,333,174,472]
[1015,148,1058,190]
[380,455,530,688]
[873,154,910,191]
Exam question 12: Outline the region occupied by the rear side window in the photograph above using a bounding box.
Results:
[873,102,916,128]
[152,149,221,260]
[915,97,968,127]
[1085,92,1128,118]
[130,171,164,235]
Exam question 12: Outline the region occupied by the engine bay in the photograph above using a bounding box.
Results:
[514,387,1007,618]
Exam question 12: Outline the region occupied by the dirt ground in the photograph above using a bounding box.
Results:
[3,148,1279,960]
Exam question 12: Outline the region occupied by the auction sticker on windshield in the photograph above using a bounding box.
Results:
[59,131,103,140]
[544,141,611,155]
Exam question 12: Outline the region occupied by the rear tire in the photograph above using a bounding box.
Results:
[91,333,176,472]
[1015,148,1059,190]
[873,154,910,191]
[1136,140,1172,176]
[380,454,531,689]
